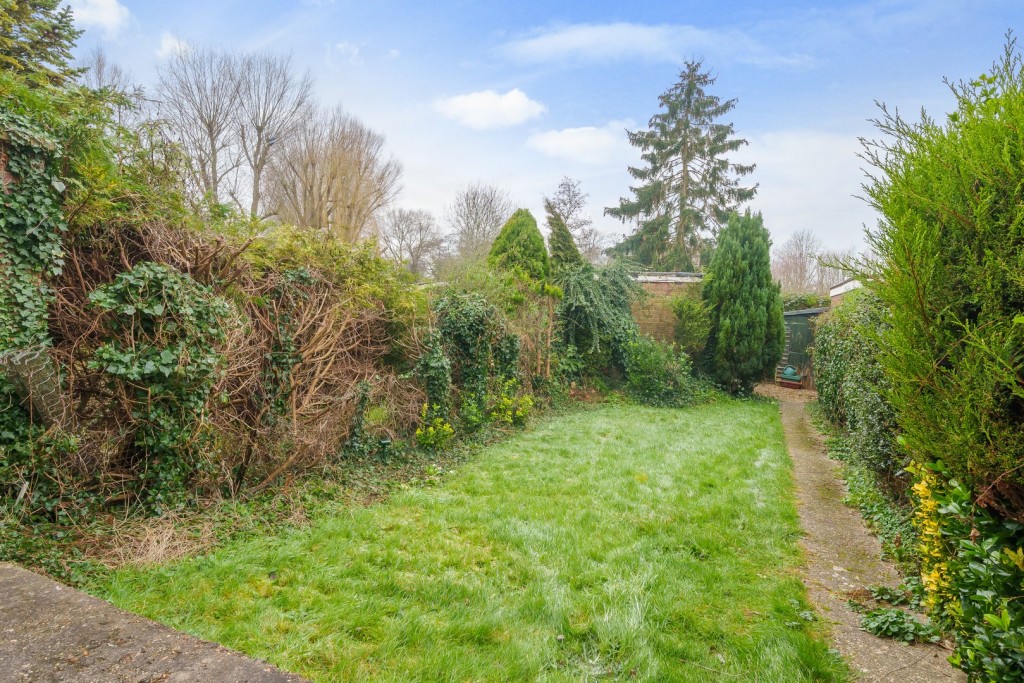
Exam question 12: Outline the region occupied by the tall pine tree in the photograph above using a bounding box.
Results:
[607,60,756,270]
[702,211,784,394]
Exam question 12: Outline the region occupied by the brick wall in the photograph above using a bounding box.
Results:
[633,281,701,343]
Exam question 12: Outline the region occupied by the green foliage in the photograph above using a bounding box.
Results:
[488,379,533,426]
[607,60,756,270]
[415,404,454,450]
[435,292,497,411]
[623,335,712,407]
[487,208,549,282]
[426,290,529,434]
[702,211,784,394]
[863,36,1024,502]
[782,293,829,311]
[545,199,585,273]
[912,463,1024,680]
[413,333,452,422]
[860,608,939,643]
[0,0,81,85]
[555,261,642,375]
[669,291,711,359]
[813,291,902,484]
[0,102,67,351]
[88,262,229,511]
[860,39,1024,679]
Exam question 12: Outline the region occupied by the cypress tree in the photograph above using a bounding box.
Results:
[702,211,784,394]
[488,208,549,281]
[545,198,585,276]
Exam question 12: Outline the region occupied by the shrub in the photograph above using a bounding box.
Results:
[415,404,455,450]
[702,211,785,393]
[669,292,711,359]
[911,462,1024,680]
[623,335,708,408]
[556,261,642,376]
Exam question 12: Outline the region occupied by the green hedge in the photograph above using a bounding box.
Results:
[813,290,903,488]
[859,40,1024,681]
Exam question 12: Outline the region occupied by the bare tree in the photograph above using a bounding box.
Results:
[444,182,513,261]
[772,228,822,293]
[546,176,605,263]
[233,52,314,220]
[77,47,146,131]
[378,208,445,276]
[157,48,240,210]
[772,228,854,294]
[79,46,134,93]
[266,106,402,241]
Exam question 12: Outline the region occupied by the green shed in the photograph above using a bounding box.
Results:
[776,307,828,389]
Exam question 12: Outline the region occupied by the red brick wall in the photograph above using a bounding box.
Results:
[633,281,701,343]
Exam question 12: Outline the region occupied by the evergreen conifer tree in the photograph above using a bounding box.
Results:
[607,60,755,270]
[545,199,585,276]
[702,211,784,393]
[488,208,549,281]
[0,0,82,85]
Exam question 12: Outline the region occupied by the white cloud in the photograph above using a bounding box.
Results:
[527,121,632,165]
[66,0,130,39]
[736,129,874,250]
[334,42,362,65]
[156,32,190,59]
[388,49,401,59]
[503,22,812,69]
[433,89,546,130]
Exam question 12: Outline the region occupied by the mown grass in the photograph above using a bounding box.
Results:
[93,401,846,682]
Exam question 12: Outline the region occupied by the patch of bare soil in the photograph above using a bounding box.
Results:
[771,394,964,682]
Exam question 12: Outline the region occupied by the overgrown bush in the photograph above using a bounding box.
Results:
[555,261,643,376]
[813,290,903,487]
[623,335,712,408]
[88,262,229,510]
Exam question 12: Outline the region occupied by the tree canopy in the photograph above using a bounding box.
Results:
[607,60,756,271]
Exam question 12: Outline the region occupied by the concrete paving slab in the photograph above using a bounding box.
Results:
[0,563,308,683]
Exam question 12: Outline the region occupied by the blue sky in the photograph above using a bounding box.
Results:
[66,0,1021,252]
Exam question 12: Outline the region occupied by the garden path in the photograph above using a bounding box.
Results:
[0,562,307,682]
[768,386,965,682]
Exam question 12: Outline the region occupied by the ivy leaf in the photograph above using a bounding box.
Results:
[50,178,66,193]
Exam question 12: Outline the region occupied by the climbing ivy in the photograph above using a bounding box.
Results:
[88,262,229,511]
[0,106,66,351]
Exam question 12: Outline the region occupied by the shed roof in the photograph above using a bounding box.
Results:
[783,307,830,317]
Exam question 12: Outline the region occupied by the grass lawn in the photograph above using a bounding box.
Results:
[93,401,846,682]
